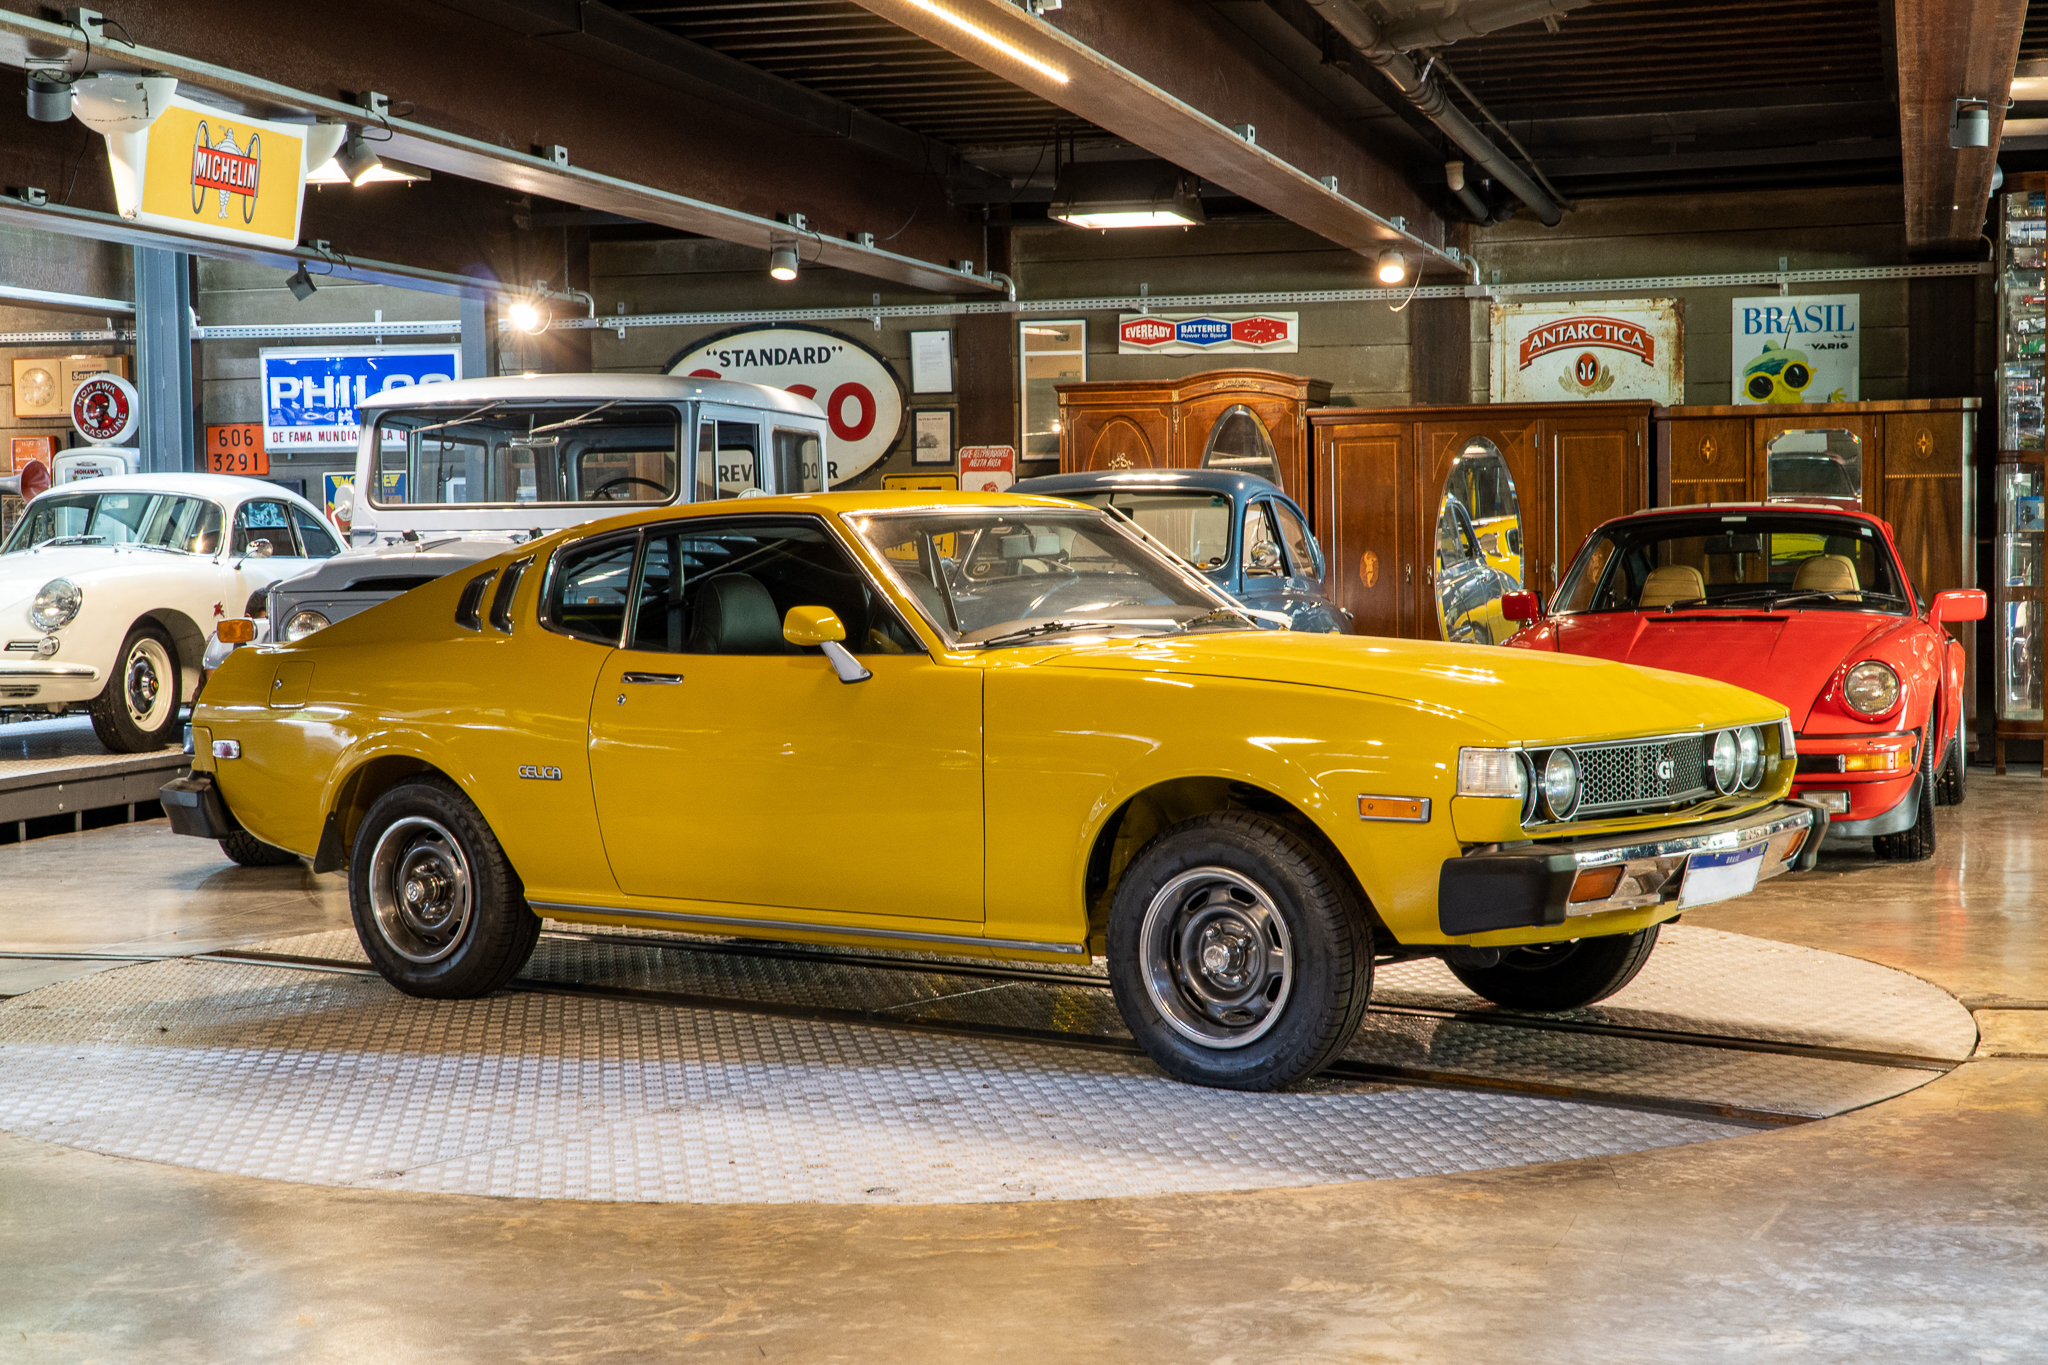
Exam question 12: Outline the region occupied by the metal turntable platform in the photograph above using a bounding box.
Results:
[0,715,184,840]
[0,921,1975,1205]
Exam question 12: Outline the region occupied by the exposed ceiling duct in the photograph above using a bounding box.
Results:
[1303,0,1569,225]
[1379,0,1599,51]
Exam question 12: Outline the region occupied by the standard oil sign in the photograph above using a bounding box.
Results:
[670,325,906,483]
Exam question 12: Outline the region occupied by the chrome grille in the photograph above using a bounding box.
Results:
[1570,734,1711,815]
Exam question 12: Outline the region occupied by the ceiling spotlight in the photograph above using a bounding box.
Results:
[286,264,318,302]
[768,244,800,282]
[336,132,385,186]
[1376,249,1409,285]
[1952,97,1994,149]
[1048,160,1206,231]
[507,297,550,334]
[25,71,71,122]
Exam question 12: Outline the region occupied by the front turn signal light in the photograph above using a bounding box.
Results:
[1843,748,1913,773]
[217,618,257,645]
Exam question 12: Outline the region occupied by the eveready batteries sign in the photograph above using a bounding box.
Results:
[260,345,463,453]
[1490,299,1683,404]
[1116,312,1298,354]
[669,324,905,483]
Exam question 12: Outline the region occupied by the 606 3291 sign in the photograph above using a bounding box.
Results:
[204,423,268,475]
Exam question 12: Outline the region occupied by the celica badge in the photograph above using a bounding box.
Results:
[518,765,563,782]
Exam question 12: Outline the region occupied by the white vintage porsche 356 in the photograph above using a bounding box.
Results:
[0,473,339,752]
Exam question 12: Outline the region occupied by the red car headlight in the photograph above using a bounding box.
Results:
[1842,661,1901,717]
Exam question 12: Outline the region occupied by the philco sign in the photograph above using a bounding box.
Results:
[1490,299,1683,404]
[1117,312,1298,354]
[669,325,906,483]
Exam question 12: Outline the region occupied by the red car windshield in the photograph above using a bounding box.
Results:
[1555,512,1915,616]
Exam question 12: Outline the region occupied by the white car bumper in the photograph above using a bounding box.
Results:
[0,661,101,704]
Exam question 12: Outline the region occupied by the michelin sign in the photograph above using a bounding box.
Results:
[1730,294,1857,404]
[261,344,462,453]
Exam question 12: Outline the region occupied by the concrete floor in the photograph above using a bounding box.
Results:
[1,777,2044,1363]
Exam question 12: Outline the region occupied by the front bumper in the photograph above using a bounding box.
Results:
[161,773,240,840]
[1438,800,1818,937]
[0,662,101,704]
[1792,729,1919,835]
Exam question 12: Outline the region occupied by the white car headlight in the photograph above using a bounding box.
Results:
[29,578,81,631]
[1737,725,1765,789]
[1711,729,1742,794]
[281,609,331,642]
[1843,661,1901,717]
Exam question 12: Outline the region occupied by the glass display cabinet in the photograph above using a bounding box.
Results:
[1997,182,2048,772]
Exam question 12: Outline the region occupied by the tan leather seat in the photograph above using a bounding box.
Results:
[1638,563,1706,609]
[1792,553,1859,594]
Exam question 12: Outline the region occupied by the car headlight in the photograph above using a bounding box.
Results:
[1711,729,1742,794]
[1737,725,1765,789]
[281,609,331,642]
[28,578,81,631]
[1542,747,1581,820]
[1842,661,1901,717]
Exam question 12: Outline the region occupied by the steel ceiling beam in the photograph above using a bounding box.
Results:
[1894,0,2028,252]
[0,4,1000,295]
[842,0,1462,272]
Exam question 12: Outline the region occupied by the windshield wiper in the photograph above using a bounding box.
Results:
[976,619,1117,649]
[39,535,106,547]
[1663,586,1902,614]
[1178,606,1258,632]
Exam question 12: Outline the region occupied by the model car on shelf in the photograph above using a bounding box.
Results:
[1503,503,1983,861]
[211,373,831,660]
[0,472,339,753]
[1011,468,1348,633]
[164,491,1818,1092]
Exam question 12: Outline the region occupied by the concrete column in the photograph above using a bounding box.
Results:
[460,293,490,380]
[132,247,196,473]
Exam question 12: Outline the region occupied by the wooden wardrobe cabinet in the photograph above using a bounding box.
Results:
[1311,402,1656,640]
[1055,370,1332,512]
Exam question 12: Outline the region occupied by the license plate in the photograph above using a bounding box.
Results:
[1678,843,1766,908]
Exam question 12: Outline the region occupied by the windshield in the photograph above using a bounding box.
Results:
[1060,490,1233,570]
[372,402,681,508]
[845,506,1249,646]
[2,490,223,555]
[1555,512,1915,616]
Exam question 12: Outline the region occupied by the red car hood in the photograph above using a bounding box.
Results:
[1550,610,1904,729]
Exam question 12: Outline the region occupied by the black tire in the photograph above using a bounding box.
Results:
[348,776,540,998]
[218,831,300,867]
[1105,811,1373,1091]
[1935,725,1967,807]
[1874,730,1938,862]
[88,622,183,754]
[1446,925,1662,1012]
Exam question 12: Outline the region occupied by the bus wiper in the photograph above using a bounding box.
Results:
[40,535,106,547]
[528,401,620,436]
[406,402,505,439]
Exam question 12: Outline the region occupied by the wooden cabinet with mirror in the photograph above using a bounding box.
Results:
[1311,402,1655,642]
[1054,370,1331,511]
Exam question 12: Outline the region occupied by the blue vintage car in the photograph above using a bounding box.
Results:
[1012,468,1350,633]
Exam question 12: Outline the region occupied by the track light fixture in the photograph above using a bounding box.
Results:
[768,244,800,282]
[1376,249,1409,285]
[507,296,550,334]
[287,264,318,302]
[25,71,71,122]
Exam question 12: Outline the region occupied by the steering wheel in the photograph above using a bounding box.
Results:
[590,476,668,501]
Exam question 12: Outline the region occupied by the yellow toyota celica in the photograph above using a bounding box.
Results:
[165,492,1818,1091]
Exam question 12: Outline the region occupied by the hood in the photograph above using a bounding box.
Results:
[0,544,209,608]
[1551,609,1906,728]
[1022,630,1784,745]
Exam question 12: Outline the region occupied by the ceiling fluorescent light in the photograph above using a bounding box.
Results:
[1048,161,1206,230]
[903,0,1068,85]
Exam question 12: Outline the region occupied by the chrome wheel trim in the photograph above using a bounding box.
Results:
[1138,866,1294,1050]
[122,636,174,731]
[367,816,474,964]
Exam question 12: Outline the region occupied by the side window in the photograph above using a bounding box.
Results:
[627,517,921,656]
[694,420,761,500]
[290,505,340,558]
[1243,501,1283,578]
[232,500,297,557]
[1271,501,1320,583]
[543,534,639,646]
[771,427,825,493]
[490,555,533,633]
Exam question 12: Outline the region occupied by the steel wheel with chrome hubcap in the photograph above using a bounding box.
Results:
[349,776,540,998]
[1108,811,1373,1091]
[89,622,183,754]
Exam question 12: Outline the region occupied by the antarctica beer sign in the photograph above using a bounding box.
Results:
[1491,300,1684,404]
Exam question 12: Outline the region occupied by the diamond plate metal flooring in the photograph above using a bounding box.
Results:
[0,922,1971,1204]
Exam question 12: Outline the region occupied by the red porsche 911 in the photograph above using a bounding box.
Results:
[1503,504,1985,861]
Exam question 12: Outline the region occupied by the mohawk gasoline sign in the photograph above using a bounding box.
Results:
[1490,299,1683,404]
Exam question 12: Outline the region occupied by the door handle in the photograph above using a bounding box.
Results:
[620,672,685,685]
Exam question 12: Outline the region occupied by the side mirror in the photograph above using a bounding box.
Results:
[1501,590,1542,623]
[1247,541,1282,576]
[1929,588,1987,625]
[783,605,870,684]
